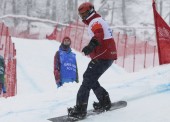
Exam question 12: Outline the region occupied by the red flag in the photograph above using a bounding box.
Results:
[152,0,170,65]
[46,27,57,40]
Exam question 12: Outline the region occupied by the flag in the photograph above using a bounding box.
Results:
[46,27,57,40]
[152,0,170,64]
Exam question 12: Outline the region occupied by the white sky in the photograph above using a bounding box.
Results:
[0,38,170,122]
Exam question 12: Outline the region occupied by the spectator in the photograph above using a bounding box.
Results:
[54,36,79,87]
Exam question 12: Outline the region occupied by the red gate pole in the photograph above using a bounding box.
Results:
[59,28,63,42]
[144,41,147,69]
[153,46,156,67]
[74,18,79,50]
[115,32,120,64]
[0,23,4,45]
[79,23,86,51]
[55,17,60,41]
[133,36,136,72]
[68,24,72,37]
[123,34,127,68]
[14,49,17,95]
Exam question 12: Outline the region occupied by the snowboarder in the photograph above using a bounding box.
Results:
[54,36,79,87]
[68,2,117,118]
[0,55,6,94]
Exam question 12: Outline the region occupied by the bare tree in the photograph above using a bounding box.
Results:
[51,0,57,21]
[12,0,18,27]
[46,0,51,19]
[122,0,127,25]
[89,0,94,3]
[73,0,78,19]
[121,0,127,34]
[67,0,74,22]
[3,0,7,15]
[26,0,33,33]
[110,1,115,25]
[26,0,33,16]
[97,0,109,19]
[160,0,163,16]
[33,0,36,7]
[0,0,4,14]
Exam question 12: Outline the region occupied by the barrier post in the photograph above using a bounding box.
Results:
[115,32,120,64]
[144,41,147,68]
[123,34,127,68]
[153,46,156,67]
[133,36,136,72]
[79,23,86,51]
[74,18,79,50]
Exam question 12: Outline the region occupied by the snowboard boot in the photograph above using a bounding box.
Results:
[68,104,87,119]
[93,94,111,111]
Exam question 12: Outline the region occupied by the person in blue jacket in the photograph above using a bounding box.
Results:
[54,36,79,87]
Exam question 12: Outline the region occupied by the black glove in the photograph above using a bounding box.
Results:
[90,38,100,47]
[82,38,100,55]
[82,46,92,55]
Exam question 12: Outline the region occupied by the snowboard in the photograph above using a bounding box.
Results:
[48,101,127,122]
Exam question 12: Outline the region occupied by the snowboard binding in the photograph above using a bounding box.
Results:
[67,106,87,120]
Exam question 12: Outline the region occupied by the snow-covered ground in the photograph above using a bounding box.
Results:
[0,37,170,122]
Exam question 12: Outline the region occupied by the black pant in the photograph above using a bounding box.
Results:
[76,59,113,109]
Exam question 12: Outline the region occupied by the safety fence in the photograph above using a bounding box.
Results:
[47,20,159,72]
[0,22,17,98]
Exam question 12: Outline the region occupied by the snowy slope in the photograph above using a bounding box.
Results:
[0,38,170,122]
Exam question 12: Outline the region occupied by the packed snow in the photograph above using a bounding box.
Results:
[0,37,170,122]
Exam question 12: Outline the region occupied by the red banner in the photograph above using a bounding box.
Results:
[153,0,170,64]
[46,27,58,40]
